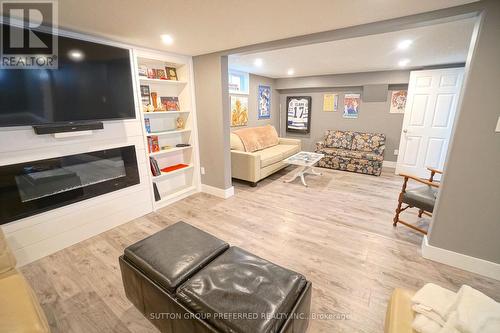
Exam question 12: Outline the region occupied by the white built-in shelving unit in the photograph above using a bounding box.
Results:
[133,50,201,209]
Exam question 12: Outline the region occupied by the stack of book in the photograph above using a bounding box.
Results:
[147,135,159,153]
[149,157,161,176]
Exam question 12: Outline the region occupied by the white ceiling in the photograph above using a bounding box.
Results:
[229,18,475,78]
[45,0,477,55]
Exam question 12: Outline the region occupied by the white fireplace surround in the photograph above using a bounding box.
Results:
[0,29,200,266]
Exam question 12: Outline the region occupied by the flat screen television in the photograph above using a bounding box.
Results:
[0,24,136,127]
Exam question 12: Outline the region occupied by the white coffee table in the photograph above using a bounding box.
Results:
[283,151,324,187]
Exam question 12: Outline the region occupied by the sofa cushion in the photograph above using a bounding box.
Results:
[230,132,245,151]
[124,222,229,294]
[351,132,386,155]
[317,147,383,161]
[233,125,279,152]
[281,144,300,158]
[176,246,307,333]
[0,270,50,333]
[0,228,16,274]
[323,130,354,149]
[255,144,299,168]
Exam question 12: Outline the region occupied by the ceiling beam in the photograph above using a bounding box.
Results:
[219,2,481,57]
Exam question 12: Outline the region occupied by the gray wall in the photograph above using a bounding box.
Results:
[277,71,410,162]
[276,70,411,90]
[230,74,279,130]
[193,53,232,190]
[428,0,500,264]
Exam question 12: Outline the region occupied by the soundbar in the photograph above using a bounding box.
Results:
[33,121,104,135]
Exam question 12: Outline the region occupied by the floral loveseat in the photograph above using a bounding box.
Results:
[315,130,386,176]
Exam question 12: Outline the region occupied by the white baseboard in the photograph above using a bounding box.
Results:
[201,184,234,199]
[383,160,397,168]
[422,236,500,281]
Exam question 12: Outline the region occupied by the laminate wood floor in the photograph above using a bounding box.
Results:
[21,167,500,333]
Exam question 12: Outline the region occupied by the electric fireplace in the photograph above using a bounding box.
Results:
[0,146,140,225]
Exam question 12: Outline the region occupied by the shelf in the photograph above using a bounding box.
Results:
[143,110,190,116]
[152,164,194,182]
[149,146,192,157]
[155,185,197,206]
[146,129,191,137]
[136,51,198,210]
[139,77,187,85]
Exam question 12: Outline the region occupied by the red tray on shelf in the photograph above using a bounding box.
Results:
[160,163,189,173]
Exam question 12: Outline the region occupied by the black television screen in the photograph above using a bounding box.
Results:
[0,24,136,126]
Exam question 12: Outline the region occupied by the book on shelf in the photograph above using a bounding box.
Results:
[144,118,151,133]
[165,67,178,81]
[160,96,180,111]
[149,157,161,176]
[147,135,160,153]
[160,163,189,173]
[153,183,161,201]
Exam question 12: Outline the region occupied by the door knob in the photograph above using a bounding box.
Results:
[403,129,408,133]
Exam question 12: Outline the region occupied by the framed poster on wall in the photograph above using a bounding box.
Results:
[323,93,338,112]
[343,93,360,119]
[257,85,271,119]
[230,96,249,127]
[286,96,311,134]
[389,90,408,113]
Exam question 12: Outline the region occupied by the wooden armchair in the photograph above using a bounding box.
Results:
[393,167,442,235]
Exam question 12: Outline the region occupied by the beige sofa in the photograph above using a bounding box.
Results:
[230,125,301,186]
[0,228,51,333]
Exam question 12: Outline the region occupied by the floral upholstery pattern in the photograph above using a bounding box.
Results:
[316,147,383,162]
[315,130,386,176]
[323,130,354,149]
[351,132,386,155]
[317,156,383,176]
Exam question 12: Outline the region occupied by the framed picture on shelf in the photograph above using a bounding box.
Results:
[257,85,271,119]
[140,85,151,105]
[160,97,181,111]
[156,68,167,80]
[138,65,148,77]
[343,93,360,119]
[165,67,178,81]
[147,68,156,79]
[140,85,150,96]
[230,96,248,127]
[286,96,311,133]
[389,90,408,114]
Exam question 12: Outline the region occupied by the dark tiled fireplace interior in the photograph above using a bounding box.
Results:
[0,145,140,224]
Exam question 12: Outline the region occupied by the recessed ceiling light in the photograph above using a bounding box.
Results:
[397,39,413,50]
[254,58,263,67]
[161,34,174,45]
[287,68,295,76]
[398,59,411,67]
[68,50,84,61]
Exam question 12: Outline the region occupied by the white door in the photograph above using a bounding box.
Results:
[396,68,464,179]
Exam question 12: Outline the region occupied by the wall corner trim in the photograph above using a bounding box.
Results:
[201,184,234,199]
[422,236,500,281]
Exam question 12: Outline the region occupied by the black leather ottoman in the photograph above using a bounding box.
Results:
[119,222,312,333]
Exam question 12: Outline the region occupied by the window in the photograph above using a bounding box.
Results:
[228,70,249,95]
